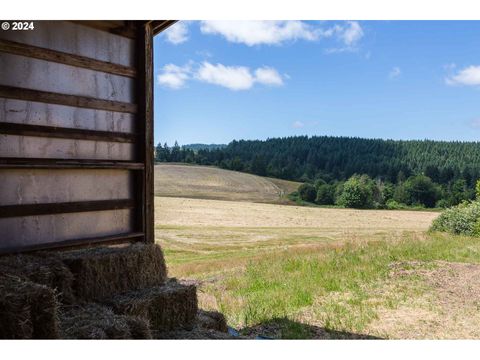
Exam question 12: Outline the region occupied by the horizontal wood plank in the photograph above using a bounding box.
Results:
[0,85,137,113]
[151,20,178,35]
[0,39,136,78]
[0,232,144,255]
[0,199,135,218]
[0,122,136,143]
[70,21,137,39]
[0,158,144,170]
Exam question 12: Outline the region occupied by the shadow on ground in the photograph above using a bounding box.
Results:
[239,318,383,340]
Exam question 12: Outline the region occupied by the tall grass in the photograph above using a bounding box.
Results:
[212,232,480,337]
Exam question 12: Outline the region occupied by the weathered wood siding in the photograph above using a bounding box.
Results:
[0,20,159,253]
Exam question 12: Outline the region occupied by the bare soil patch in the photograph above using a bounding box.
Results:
[369,260,480,339]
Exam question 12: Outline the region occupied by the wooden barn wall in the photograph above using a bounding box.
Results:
[0,20,155,253]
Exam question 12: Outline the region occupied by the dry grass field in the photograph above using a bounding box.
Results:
[153,164,480,339]
[154,164,300,203]
[155,196,437,277]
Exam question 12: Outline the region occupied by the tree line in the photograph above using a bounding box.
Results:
[155,136,480,208]
[295,173,473,209]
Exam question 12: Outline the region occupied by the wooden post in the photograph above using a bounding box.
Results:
[135,21,154,244]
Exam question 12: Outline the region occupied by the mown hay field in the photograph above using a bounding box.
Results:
[155,196,438,277]
[153,164,480,339]
[154,164,300,203]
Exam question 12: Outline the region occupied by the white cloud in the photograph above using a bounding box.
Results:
[323,21,365,53]
[292,121,305,129]
[157,63,191,89]
[196,62,254,90]
[200,20,318,46]
[389,66,401,79]
[254,67,284,86]
[163,22,189,44]
[446,65,480,86]
[340,21,364,46]
[158,61,286,91]
[199,20,364,48]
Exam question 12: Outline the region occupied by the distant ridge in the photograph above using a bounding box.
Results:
[183,143,227,151]
[158,135,480,186]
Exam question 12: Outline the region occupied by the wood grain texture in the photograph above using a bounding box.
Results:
[0,168,133,206]
[135,22,155,244]
[151,20,178,35]
[0,158,144,170]
[0,199,135,218]
[0,39,136,78]
[0,122,136,143]
[0,232,144,255]
[70,21,137,39]
[0,134,135,161]
[0,85,137,113]
[0,98,135,134]
[0,53,134,102]
[0,21,135,67]
[0,20,165,253]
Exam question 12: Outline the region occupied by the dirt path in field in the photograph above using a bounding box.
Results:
[368,261,480,339]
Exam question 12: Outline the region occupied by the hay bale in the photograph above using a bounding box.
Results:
[107,280,198,332]
[0,275,59,339]
[126,316,152,339]
[0,276,33,339]
[60,243,167,301]
[59,303,151,339]
[197,310,228,332]
[0,253,74,303]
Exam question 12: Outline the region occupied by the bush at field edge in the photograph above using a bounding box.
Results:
[430,200,480,236]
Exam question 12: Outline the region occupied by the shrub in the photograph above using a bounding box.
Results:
[337,174,375,209]
[394,175,439,208]
[476,180,480,200]
[314,179,327,189]
[435,199,449,209]
[385,199,408,210]
[380,182,395,204]
[474,219,480,237]
[315,184,335,205]
[431,200,480,236]
[297,183,317,203]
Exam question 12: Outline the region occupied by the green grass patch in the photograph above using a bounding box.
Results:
[212,232,480,338]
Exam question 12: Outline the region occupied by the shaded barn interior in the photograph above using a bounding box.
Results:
[0,20,173,253]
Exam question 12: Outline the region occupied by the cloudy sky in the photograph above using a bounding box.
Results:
[153,21,480,145]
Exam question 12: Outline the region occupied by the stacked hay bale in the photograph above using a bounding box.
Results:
[105,279,198,331]
[0,243,230,339]
[59,244,167,302]
[0,253,74,303]
[0,275,58,339]
[59,303,151,339]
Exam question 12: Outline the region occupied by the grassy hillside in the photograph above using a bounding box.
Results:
[154,163,300,203]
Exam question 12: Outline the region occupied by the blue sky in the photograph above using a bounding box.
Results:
[153,21,480,146]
